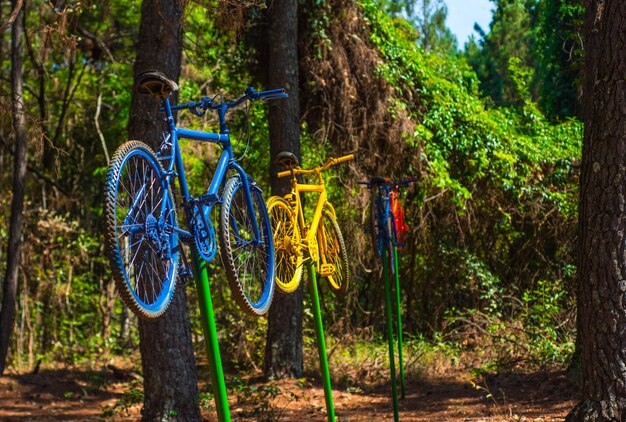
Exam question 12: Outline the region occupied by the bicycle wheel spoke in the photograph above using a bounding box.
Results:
[121,236,144,254]
[128,238,146,267]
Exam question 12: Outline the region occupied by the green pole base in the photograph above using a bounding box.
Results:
[308,263,336,422]
[191,250,231,422]
[393,246,406,400]
[383,248,400,422]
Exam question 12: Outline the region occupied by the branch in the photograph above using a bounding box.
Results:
[51,58,88,148]
[0,0,24,33]
[94,92,110,165]
[77,25,116,63]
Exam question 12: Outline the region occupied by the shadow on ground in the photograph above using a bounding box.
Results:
[0,366,579,421]
[0,368,125,422]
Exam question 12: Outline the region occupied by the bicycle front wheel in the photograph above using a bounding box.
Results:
[318,207,350,295]
[219,175,275,316]
[104,141,179,319]
[267,196,304,293]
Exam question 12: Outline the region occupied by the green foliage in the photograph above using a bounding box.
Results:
[325,330,461,386]
[520,279,574,364]
[10,209,126,367]
[228,376,288,421]
[447,275,575,370]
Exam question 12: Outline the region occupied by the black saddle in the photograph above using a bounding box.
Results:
[136,71,179,98]
[274,151,299,168]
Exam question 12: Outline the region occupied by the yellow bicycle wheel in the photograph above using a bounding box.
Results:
[267,196,304,293]
[318,207,349,295]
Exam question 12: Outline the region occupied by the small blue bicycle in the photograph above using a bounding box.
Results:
[359,177,417,272]
[104,71,285,319]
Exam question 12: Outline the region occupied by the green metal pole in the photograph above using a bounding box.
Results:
[191,249,231,422]
[307,263,336,422]
[393,246,406,399]
[382,247,400,422]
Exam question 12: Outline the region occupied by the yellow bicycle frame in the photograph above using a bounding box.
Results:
[277,154,354,269]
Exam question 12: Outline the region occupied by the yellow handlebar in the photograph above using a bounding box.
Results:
[330,154,355,166]
[275,154,354,178]
[276,169,293,178]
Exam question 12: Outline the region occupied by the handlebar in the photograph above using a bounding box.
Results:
[276,169,295,179]
[247,87,289,101]
[165,86,288,115]
[276,154,355,178]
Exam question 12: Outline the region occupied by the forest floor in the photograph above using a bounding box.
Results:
[0,355,578,421]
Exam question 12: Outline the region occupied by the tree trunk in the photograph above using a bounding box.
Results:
[263,0,304,379]
[567,1,626,420]
[0,0,26,376]
[128,1,200,420]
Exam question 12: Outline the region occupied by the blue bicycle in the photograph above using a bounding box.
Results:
[104,71,285,319]
[359,177,416,273]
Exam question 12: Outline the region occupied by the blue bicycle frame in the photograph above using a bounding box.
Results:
[359,178,417,258]
[157,87,287,246]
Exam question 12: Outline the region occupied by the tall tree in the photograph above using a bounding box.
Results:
[413,0,456,53]
[0,0,26,375]
[128,1,200,419]
[263,0,304,378]
[534,0,583,119]
[465,0,536,106]
[567,1,626,419]
[382,0,456,53]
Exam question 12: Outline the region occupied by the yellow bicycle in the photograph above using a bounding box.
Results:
[267,152,354,294]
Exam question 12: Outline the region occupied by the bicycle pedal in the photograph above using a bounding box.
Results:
[178,267,193,284]
[319,264,335,277]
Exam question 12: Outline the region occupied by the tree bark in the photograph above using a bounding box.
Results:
[0,0,22,32]
[567,1,626,420]
[128,1,201,420]
[263,0,304,379]
[0,0,26,375]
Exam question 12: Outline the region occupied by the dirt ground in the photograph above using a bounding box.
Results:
[0,363,578,421]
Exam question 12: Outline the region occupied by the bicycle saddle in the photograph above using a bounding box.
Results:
[136,71,179,98]
[274,151,299,168]
[370,176,390,184]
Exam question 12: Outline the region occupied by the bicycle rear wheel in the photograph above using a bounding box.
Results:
[219,175,275,316]
[104,141,179,319]
[318,207,349,295]
[267,196,304,293]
